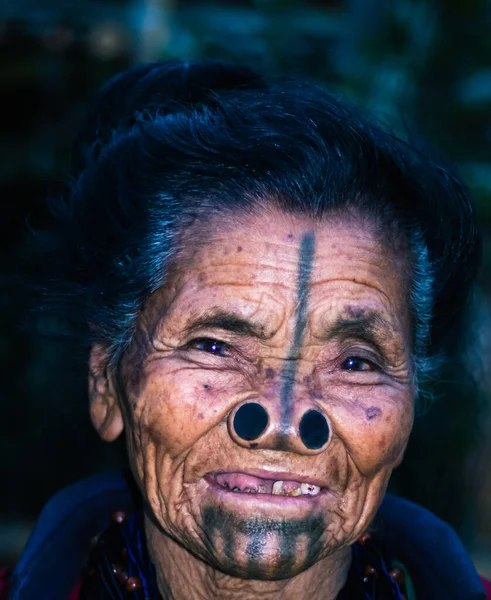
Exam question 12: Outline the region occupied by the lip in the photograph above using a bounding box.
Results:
[204,469,328,491]
[204,474,328,510]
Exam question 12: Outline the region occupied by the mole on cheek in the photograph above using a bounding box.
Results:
[366,406,382,421]
[237,246,242,252]
[203,384,212,392]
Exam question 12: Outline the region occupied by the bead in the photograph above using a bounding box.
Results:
[126,576,142,592]
[358,532,371,546]
[389,567,405,584]
[112,564,129,584]
[363,564,378,578]
[111,511,127,525]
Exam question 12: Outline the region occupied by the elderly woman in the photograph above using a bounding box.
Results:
[5,60,490,600]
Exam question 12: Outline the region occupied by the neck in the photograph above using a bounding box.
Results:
[145,515,351,600]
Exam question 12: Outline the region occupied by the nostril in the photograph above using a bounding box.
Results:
[299,409,329,449]
[233,403,269,441]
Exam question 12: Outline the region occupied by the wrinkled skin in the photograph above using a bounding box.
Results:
[89,208,415,600]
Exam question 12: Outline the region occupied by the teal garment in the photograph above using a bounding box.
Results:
[393,560,416,600]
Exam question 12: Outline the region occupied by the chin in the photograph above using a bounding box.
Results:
[209,550,317,581]
[197,505,327,581]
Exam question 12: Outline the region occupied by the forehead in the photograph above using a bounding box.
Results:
[158,209,409,337]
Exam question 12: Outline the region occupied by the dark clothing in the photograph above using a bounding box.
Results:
[6,471,489,600]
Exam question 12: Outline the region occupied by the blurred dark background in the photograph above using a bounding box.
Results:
[1,0,490,576]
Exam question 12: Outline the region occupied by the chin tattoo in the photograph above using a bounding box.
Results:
[202,506,326,579]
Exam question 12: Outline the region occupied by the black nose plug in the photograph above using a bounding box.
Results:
[299,409,330,449]
[233,402,269,441]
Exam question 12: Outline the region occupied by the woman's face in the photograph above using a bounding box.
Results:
[91,209,415,579]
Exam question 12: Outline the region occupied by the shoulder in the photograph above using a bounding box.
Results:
[375,494,489,599]
[9,471,133,600]
[481,576,491,598]
[0,567,13,600]
[7,475,490,600]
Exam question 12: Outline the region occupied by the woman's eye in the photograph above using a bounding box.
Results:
[341,357,378,372]
[189,338,228,357]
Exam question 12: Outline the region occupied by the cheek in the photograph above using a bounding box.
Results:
[128,364,238,458]
[328,391,414,475]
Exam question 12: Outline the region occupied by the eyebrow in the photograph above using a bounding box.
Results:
[320,311,397,359]
[182,309,270,340]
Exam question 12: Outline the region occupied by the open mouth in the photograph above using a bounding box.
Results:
[208,472,322,497]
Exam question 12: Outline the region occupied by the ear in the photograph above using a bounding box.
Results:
[89,344,124,442]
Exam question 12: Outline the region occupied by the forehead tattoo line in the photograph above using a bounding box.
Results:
[280,232,316,430]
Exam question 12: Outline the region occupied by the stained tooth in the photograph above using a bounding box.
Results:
[288,487,302,497]
[272,480,284,495]
[258,485,266,494]
[300,483,321,496]
[232,486,240,492]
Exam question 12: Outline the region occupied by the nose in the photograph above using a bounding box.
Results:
[298,409,330,450]
[228,400,331,454]
[232,402,269,441]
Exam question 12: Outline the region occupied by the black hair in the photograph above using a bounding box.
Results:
[39,59,480,396]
